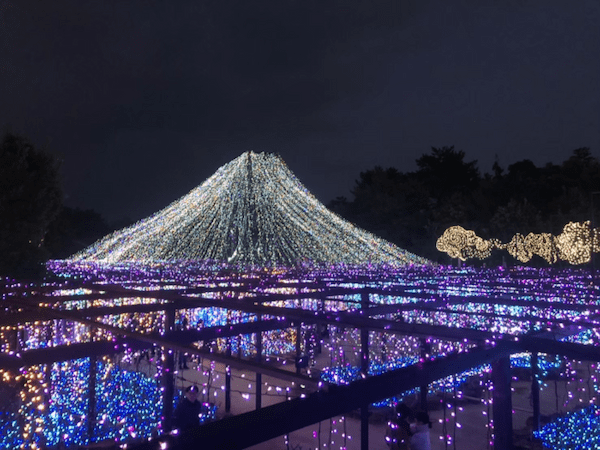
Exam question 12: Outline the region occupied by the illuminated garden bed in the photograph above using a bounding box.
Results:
[2,262,600,448]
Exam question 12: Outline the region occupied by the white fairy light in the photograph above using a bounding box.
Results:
[71,152,429,267]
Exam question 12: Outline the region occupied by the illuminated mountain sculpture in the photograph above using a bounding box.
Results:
[70,152,430,266]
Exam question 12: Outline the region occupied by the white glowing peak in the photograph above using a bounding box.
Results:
[70,152,430,266]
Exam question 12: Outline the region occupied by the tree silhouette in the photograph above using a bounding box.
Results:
[0,132,63,279]
[45,207,112,260]
[416,146,480,201]
[332,146,600,265]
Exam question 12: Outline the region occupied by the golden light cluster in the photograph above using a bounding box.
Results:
[437,221,600,264]
[18,365,49,449]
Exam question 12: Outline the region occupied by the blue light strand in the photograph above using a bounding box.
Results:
[534,405,600,449]
[2,359,163,448]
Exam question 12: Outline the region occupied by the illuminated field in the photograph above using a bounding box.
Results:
[2,263,599,448]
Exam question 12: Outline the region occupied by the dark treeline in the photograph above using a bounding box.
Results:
[44,207,115,260]
[328,146,600,264]
[0,132,62,279]
[0,132,130,279]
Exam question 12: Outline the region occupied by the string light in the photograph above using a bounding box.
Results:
[2,261,599,448]
[534,404,600,449]
[69,152,429,267]
[1,146,597,449]
[0,359,162,448]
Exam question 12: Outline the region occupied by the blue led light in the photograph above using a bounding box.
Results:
[2,359,163,448]
[534,405,600,449]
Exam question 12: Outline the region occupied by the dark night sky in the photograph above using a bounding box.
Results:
[1,0,599,223]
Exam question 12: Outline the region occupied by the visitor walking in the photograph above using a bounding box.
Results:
[173,385,201,431]
[410,411,432,450]
[178,315,190,369]
[386,403,413,449]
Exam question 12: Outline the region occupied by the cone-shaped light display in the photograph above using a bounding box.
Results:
[70,152,430,267]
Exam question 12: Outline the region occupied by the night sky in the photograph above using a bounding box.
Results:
[2,0,599,223]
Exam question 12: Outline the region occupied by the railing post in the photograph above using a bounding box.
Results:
[88,356,97,440]
[420,338,431,411]
[256,315,262,410]
[492,355,513,450]
[531,352,540,431]
[162,307,175,432]
[296,325,302,375]
[226,339,232,413]
[360,290,370,450]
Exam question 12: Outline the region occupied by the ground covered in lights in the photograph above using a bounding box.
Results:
[534,404,600,450]
[2,262,600,449]
[0,358,217,449]
[1,360,161,448]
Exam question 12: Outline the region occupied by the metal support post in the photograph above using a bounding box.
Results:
[420,338,431,411]
[88,355,97,440]
[531,352,540,431]
[491,356,513,450]
[360,290,369,450]
[256,315,263,410]
[226,339,232,413]
[296,325,302,375]
[162,307,175,432]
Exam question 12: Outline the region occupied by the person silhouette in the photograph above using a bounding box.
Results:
[410,411,432,450]
[386,403,412,449]
[173,385,201,431]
